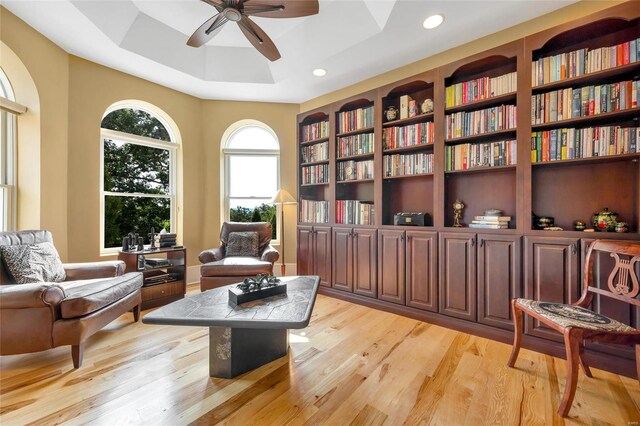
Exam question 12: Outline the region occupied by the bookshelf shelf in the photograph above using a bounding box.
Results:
[445,164,517,175]
[337,178,375,184]
[445,92,517,113]
[445,128,517,144]
[335,127,375,138]
[300,159,330,167]
[531,107,639,131]
[532,152,640,167]
[532,62,640,93]
[300,137,329,146]
[383,172,434,180]
[301,182,329,187]
[336,152,375,161]
[383,143,434,154]
[382,113,434,128]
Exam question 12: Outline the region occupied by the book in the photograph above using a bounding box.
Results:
[400,95,410,119]
[474,216,512,221]
[468,223,508,229]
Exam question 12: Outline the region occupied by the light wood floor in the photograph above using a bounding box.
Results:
[1,285,639,425]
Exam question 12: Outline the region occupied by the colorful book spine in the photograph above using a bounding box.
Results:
[384,153,434,177]
[336,159,374,181]
[337,133,374,158]
[301,164,329,184]
[300,200,329,223]
[445,140,517,171]
[336,106,375,133]
[383,121,434,149]
[335,200,375,225]
[446,71,517,108]
[445,104,517,139]
[301,141,329,163]
[300,121,329,142]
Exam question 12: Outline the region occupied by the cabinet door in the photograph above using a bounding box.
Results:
[297,226,314,276]
[313,226,332,288]
[406,230,438,312]
[439,232,477,321]
[524,237,580,341]
[353,228,377,298]
[477,235,521,330]
[332,227,353,292]
[378,230,405,305]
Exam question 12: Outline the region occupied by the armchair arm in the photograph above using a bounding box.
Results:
[63,261,125,280]
[0,283,65,309]
[260,244,280,264]
[199,247,224,264]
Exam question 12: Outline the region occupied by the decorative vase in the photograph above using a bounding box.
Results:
[615,222,629,233]
[592,208,618,232]
[574,220,586,231]
[385,106,398,121]
[421,98,434,114]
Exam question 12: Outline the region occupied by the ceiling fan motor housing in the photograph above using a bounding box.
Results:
[223,8,242,22]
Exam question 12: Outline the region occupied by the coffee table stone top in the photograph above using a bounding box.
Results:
[142,275,320,329]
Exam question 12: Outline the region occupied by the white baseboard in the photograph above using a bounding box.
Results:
[187,263,297,284]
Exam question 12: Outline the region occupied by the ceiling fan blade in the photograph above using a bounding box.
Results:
[237,16,281,61]
[187,13,228,47]
[201,0,225,12]
[243,0,319,19]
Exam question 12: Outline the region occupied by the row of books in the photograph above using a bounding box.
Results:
[532,38,640,87]
[336,200,375,225]
[531,79,639,125]
[300,199,329,223]
[337,105,375,134]
[445,71,517,108]
[154,233,177,248]
[301,163,329,185]
[445,104,517,140]
[301,141,329,164]
[384,152,433,177]
[300,120,329,142]
[445,140,517,171]
[383,121,434,150]
[336,159,374,181]
[337,133,374,158]
[531,126,640,163]
[469,214,512,230]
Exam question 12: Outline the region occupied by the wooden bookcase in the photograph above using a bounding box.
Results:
[296,2,640,377]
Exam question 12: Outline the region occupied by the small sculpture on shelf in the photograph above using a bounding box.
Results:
[593,208,618,232]
[452,200,465,227]
[421,98,434,114]
[148,227,158,250]
[122,232,143,252]
[385,106,398,122]
[574,220,586,231]
[615,222,629,233]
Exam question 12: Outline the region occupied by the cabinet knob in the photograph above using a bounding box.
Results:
[400,233,405,241]
[479,239,484,247]
[471,238,476,247]
[571,243,577,255]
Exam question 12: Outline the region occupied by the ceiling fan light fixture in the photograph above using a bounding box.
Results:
[313,68,327,77]
[423,14,444,29]
[223,8,242,22]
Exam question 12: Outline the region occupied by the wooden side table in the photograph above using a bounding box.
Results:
[118,247,187,310]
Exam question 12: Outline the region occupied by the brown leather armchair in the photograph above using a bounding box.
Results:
[0,230,143,368]
[199,222,279,291]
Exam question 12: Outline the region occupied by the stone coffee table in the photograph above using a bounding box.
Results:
[142,275,320,378]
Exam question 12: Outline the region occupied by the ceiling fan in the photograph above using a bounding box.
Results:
[187,0,319,61]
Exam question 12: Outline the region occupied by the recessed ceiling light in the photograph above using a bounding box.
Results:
[313,68,327,77]
[423,14,444,29]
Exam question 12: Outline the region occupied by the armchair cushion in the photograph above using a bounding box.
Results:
[63,261,125,280]
[58,272,143,319]
[226,232,259,257]
[201,257,273,277]
[0,242,66,284]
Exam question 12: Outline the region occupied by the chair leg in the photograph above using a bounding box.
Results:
[578,343,592,378]
[132,303,141,322]
[71,343,84,369]
[558,329,581,417]
[636,345,640,385]
[507,299,523,368]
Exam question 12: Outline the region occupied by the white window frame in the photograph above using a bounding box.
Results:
[222,124,281,243]
[0,69,18,232]
[100,127,177,254]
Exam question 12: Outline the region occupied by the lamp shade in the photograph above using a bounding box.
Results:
[270,189,297,205]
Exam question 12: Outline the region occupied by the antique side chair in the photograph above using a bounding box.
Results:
[507,240,640,417]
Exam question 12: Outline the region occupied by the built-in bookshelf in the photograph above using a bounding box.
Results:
[298,110,331,223]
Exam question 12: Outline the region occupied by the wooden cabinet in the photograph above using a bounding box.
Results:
[477,235,521,330]
[524,237,580,341]
[297,225,331,287]
[439,232,476,321]
[332,227,377,297]
[405,231,438,312]
[378,230,405,304]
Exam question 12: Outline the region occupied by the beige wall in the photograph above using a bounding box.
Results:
[300,0,628,112]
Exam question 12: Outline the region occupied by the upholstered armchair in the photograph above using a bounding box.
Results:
[0,230,143,368]
[199,222,279,291]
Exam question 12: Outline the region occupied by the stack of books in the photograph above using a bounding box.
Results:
[155,233,177,248]
[145,257,172,268]
[469,211,511,229]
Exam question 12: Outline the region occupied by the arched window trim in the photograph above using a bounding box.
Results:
[221,121,281,243]
[0,68,17,232]
[99,105,178,254]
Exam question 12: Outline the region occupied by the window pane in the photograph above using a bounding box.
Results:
[104,139,170,194]
[229,201,276,239]
[227,126,279,150]
[0,187,7,232]
[104,195,171,248]
[101,108,171,141]
[229,155,277,198]
[0,111,6,185]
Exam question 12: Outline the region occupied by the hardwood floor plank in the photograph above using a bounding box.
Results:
[1,289,638,425]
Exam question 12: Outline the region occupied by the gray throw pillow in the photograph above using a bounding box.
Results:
[226,231,259,258]
[0,241,66,284]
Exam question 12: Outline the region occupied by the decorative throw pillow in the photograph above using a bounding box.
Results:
[225,231,259,258]
[0,242,66,284]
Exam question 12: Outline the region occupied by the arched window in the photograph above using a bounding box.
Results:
[222,122,280,240]
[100,106,178,251]
[0,68,18,232]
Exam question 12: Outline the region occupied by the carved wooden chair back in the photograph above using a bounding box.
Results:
[580,240,640,308]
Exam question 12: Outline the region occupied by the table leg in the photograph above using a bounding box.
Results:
[209,327,289,378]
